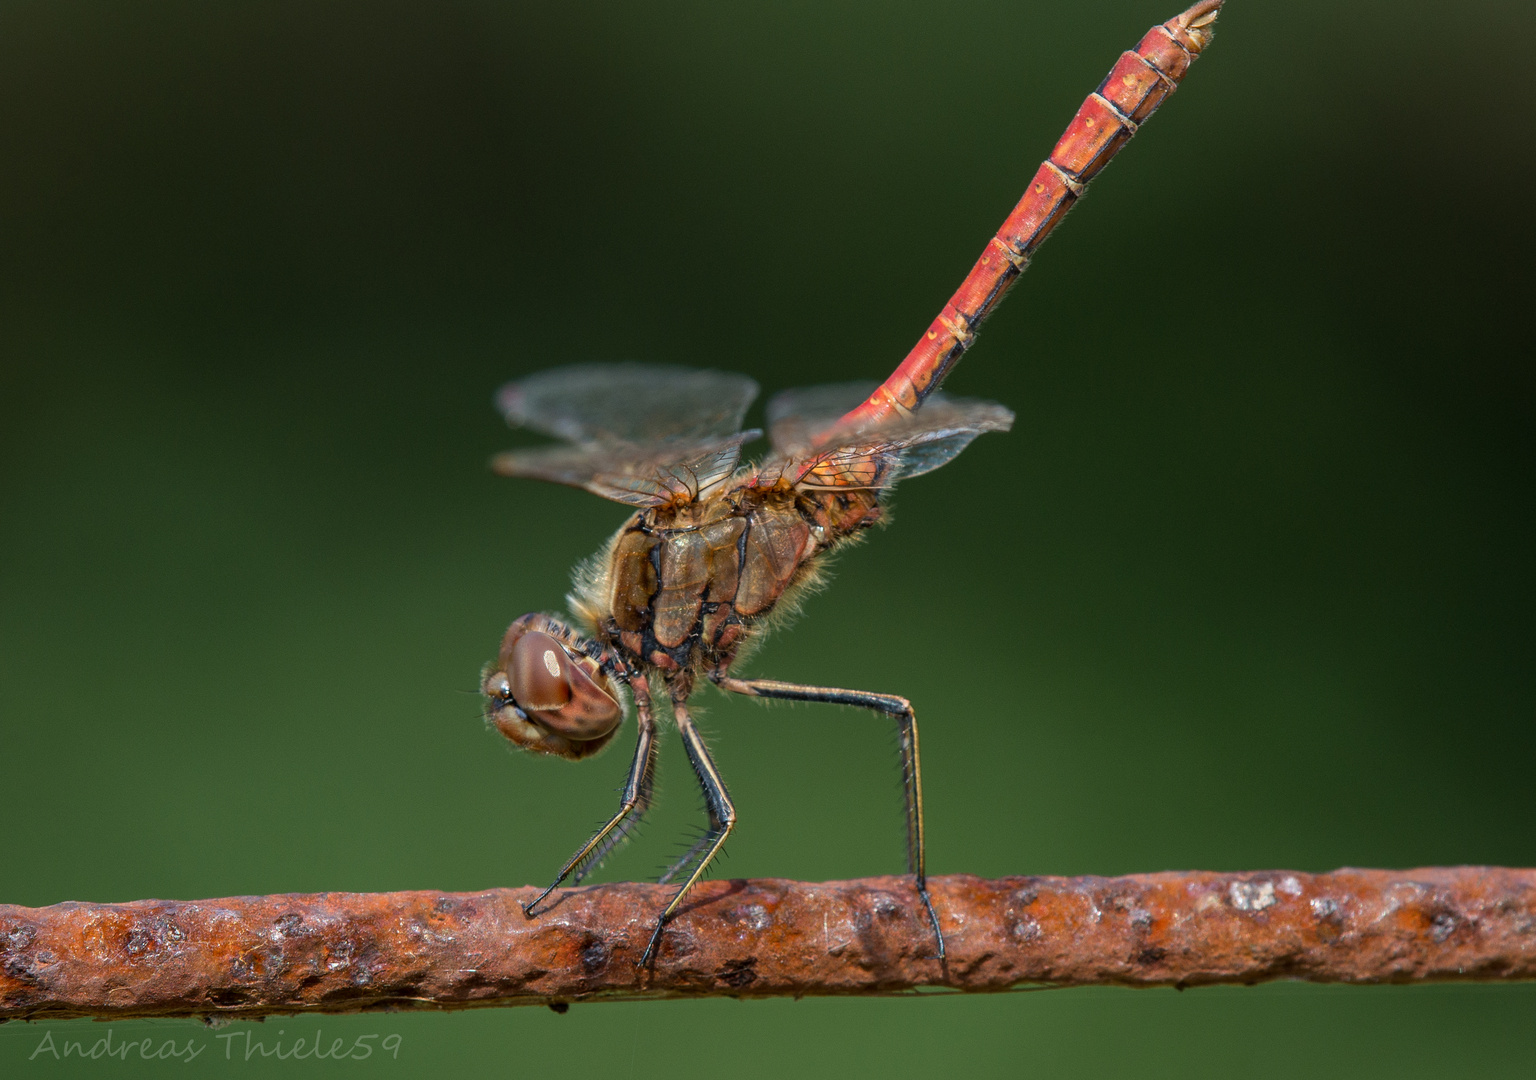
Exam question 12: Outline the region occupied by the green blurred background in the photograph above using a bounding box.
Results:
[2,0,1532,1074]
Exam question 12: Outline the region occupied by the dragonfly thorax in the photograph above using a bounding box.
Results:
[573,482,883,677]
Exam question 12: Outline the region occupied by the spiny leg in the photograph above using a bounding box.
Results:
[523,676,658,918]
[655,716,726,886]
[715,675,945,962]
[656,828,715,887]
[639,699,736,967]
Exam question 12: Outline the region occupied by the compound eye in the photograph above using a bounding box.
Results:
[508,631,573,713]
[555,658,622,737]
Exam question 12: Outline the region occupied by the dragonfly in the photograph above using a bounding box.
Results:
[481,0,1223,967]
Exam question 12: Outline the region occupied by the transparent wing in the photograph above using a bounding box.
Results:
[763,391,1014,491]
[497,363,759,445]
[493,363,762,507]
[493,432,759,508]
[766,381,877,456]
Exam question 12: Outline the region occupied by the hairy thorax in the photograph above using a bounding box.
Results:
[571,480,882,677]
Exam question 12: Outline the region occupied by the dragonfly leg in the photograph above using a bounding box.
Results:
[714,675,945,962]
[639,698,736,967]
[656,829,715,887]
[523,676,658,918]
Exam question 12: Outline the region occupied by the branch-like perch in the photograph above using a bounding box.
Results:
[3,868,1533,1021]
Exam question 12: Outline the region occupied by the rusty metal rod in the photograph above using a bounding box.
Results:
[3,868,1533,1021]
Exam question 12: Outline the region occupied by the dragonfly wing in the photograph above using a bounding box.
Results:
[498,363,759,445]
[494,364,762,507]
[888,428,993,481]
[776,394,1014,491]
[493,432,759,508]
[766,381,877,456]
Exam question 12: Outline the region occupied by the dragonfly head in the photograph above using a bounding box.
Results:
[482,614,623,760]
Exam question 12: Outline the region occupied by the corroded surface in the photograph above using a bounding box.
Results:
[2,868,1534,1020]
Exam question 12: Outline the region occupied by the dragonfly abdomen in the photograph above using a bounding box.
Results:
[833,0,1222,434]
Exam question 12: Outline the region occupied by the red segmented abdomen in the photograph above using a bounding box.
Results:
[834,0,1223,432]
